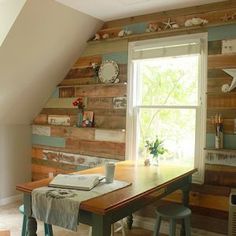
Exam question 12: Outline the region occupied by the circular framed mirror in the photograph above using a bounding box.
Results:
[98,60,119,83]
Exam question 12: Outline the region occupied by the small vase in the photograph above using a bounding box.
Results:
[151,156,159,166]
[77,109,84,127]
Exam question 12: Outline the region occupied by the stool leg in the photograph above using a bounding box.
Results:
[153,215,161,236]
[89,226,92,236]
[44,223,53,236]
[169,219,176,236]
[21,215,27,236]
[184,216,191,236]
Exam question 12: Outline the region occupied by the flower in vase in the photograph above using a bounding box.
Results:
[145,136,167,159]
[72,97,84,110]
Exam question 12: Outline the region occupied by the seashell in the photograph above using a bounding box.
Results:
[185,18,208,27]
[102,33,109,39]
[118,30,125,37]
[93,33,100,40]
[172,23,179,29]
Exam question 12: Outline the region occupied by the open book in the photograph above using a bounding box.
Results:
[49,174,104,191]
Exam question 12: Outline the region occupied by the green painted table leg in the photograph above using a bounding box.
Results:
[27,216,37,236]
[181,175,191,236]
[92,214,111,236]
[126,214,133,230]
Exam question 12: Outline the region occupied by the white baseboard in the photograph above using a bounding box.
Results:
[133,215,225,236]
[0,194,22,206]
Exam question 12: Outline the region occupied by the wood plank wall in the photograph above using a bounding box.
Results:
[31,1,236,234]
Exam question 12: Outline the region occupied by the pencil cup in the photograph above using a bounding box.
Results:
[105,162,115,183]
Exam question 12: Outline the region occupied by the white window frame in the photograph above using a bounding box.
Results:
[126,33,207,184]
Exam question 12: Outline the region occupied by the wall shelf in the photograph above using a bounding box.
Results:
[205,148,236,155]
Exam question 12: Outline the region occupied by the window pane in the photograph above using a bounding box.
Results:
[139,55,199,106]
[137,108,196,166]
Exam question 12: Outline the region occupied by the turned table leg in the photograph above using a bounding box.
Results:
[27,216,37,236]
[126,214,133,230]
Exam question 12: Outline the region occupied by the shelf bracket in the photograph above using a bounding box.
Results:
[221,69,236,93]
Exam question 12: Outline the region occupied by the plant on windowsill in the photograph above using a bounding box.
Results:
[145,136,167,166]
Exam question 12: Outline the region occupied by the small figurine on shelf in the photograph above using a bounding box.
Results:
[72,97,85,127]
[91,62,100,81]
[211,114,224,149]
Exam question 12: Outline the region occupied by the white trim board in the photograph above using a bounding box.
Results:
[133,215,225,236]
[0,194,22,206]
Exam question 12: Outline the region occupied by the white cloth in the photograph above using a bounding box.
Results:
[32,180,130,231]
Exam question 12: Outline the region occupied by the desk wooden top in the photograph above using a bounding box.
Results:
[16,160,196,215]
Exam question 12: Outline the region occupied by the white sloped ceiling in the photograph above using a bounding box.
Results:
[0,0,102,125]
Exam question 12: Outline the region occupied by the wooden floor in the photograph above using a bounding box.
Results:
[0,200,156,236]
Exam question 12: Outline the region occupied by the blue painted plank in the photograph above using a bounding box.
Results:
[125,22,148,34]
[206,133,236,149]
[50,88,59,98]
[102,52,128,64]
[32,134,65,148]
[208,24,236,41]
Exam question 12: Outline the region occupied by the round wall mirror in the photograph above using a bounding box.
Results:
[98,60,119,83]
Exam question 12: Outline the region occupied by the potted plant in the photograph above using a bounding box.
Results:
[145,136,167,165]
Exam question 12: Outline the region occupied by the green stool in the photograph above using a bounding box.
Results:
[153,204,191,236]
[19,205,53,236]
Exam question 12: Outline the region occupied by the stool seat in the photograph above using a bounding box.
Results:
[156,204,191,219]
[153,204,191,236]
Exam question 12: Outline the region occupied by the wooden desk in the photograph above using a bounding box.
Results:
[16,161,196,236]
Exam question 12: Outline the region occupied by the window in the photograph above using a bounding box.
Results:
[126,33,207,183]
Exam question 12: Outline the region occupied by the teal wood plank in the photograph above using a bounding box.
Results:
[32,134,65,148]
[206,133,236,149]
[208,24,236,41]
[50,88,59,98]
[125,22,148,34]
[102,52,128,64]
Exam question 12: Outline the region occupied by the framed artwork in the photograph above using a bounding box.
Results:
[82,111,94,127]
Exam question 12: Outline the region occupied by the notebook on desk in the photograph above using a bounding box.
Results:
[49,174,104,191]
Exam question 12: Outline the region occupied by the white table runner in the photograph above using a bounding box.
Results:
[32,179,130,231]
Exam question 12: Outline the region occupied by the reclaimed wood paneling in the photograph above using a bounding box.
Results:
[206,118,233,134]
[207,93,236,107]
[82,40,128,56]
[33,114,48,125]
[50,126,95,141]
[94,115,126,129]
[65,138,125,160]
[44,98,76,109]
[75,83,127,97]
[95,129,125,143]
[205,164,236,186]
[59,87,75,98]
[208,53,236,69]
[72,55,102,69]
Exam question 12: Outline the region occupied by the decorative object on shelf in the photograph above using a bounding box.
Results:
[221,69,236,92]
[93,33,101,40]
[102,33,109,39]
[113,97,127,109]
[72,97,85,127]
[91,62,100,81]
[117,29,132,37]
[220,13,236,22]
[82,111,94,127]
[211,114,224,149]
[146,23,161,32]
[184,17,208,27]
[162,18,176,30]
[48,115,70,126]
[145,136,167,166]
[98,60,119,84]
[222,39,236,54]
[172,23,180,29]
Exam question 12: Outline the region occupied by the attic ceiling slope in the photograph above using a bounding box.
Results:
[55,0,226,21]
[0,0,102,125]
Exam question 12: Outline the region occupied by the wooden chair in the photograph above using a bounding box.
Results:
[19,205,53,236]
[153,204,191,236]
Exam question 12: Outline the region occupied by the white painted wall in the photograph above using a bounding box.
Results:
[0,0,26,46]
[0,0,102,201]
[0,125,31,202]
